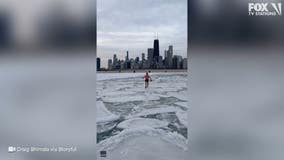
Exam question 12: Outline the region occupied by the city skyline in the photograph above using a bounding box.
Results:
[97,38,187,71]
[98,39,186,68]
[97,0,187,68]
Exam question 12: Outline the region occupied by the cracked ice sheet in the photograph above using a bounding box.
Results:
[167,90,188,101]
[97,127,188,160]
[96,73,188,159]
[117,117,169,129]
[128,106,181,118]
[153,83,186,91]
[102,94,161,103]
[177,111,188,127]
[96,101,119,123]
[175,102,189,108]
[96,101,120,133]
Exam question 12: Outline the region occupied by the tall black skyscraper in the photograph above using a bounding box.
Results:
[97,58,101,71]
[126,51,129,61]
[153,39,160,63]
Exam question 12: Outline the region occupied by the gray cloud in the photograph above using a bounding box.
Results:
[97,0,187,67]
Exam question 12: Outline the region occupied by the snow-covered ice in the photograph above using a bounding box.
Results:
[96,72,188,159]
[117,117,169,129]
[175,102,188,108]
[97,73,145,81]
[128,106,180,118]
[177,111,188,127]
[102,93,161,103]
[97,127,188,160]
[96,101,120,133]
[96,101,120,123]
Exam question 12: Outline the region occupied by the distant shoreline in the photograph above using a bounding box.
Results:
[97,69,187,73]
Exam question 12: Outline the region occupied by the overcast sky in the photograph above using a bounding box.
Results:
[97,0,187,68]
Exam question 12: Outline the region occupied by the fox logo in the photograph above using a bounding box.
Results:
[248,3,282,16]
[271,3,282,15]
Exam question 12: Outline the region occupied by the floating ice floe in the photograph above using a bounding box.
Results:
[97,101,119,123]
[96,101,120,133]
[117,117,168,129]
[97,127,188,160]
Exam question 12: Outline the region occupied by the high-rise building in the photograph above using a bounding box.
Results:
[115,60,122,69]
[120,60,125,70]
[178,56,183,69]
[108,59,112,70]
[153,39,160,63]
[142,53,145,61]
[164,50,168,66]
[96,58,101,71]
[182,58,188,69]
[167,45,173,68]
[135,57,139,63]
[104,39,186,70]
[125,51,129,61]
[113,54,118,67]
[147,48,154,67]
[130,59,135,69]
[172,55,178,69]
[158,56,164,69]
[142,60,149,69]
[173,55,183,69]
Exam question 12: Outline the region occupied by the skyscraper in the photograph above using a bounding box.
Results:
[113,54,118,67]
[142,53,145,61]
[126,51,129,61]
[153,39,160,63]
[108,59,112,70]
[147,48,154,66]
[135,57,139,62]
[182,58,188,69]
[96,58,101,71]
[173,55,182,69]
[167,45,173,68]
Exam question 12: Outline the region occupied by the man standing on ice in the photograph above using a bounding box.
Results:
[144,72,151,88]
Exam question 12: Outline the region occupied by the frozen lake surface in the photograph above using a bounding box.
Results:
[96,72,188,160]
